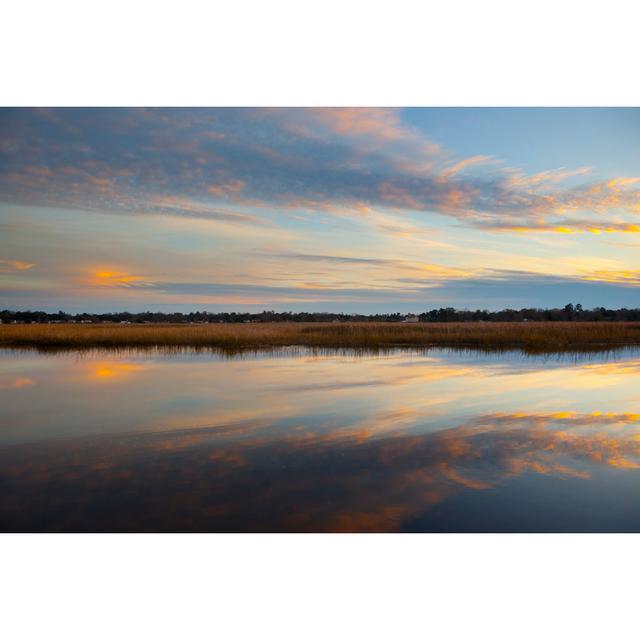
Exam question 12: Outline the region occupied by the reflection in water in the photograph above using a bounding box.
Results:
[0,376,34,389]
[2,347,640,531]
[90,361,145,380]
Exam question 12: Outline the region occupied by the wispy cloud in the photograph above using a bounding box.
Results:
[88,269,154,288]
[3,108,638,236]
[0,258,34,272]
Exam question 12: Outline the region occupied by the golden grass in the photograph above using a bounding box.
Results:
[2,321,640,353]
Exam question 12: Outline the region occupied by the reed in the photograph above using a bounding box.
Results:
[3,321,640,352]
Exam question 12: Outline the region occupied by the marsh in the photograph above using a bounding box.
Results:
[3,321,640,352]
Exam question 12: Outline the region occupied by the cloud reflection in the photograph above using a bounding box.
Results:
[3,409,640,531]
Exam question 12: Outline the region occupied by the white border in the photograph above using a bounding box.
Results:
[2,1,639,637]
[1,534,637,639]
[2,0,639,106]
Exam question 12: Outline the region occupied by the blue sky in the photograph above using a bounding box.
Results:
[1,107,639,312]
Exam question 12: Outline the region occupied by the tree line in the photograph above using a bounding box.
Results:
[3,304,640,324]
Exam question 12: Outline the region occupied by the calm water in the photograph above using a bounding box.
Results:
[2,346,640,532]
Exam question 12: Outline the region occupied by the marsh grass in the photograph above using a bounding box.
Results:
[3,321,640,353]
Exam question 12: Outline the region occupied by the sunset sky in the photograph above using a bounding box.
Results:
[1,107,639,312]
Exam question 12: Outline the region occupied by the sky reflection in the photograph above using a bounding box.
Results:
[2,347,640,531]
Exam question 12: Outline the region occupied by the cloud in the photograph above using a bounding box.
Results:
[268,252,467,276]
[144,196,271,226]
[3,108,638,236]
[90,269,153,288]
[273,252,402,266]
[89,265,640,309]
[0,258,34,272]
[438,155,494,180]
[502,166,592,190]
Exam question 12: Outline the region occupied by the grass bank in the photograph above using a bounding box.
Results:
[2,321,640,353]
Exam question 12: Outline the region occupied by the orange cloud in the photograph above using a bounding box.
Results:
[607,177,640,190]
[306,108,408,141]
[91,269,150,287]
[581,269,640,284]
[501,221,640,235]
[438,155,493,180]
[504,166,592,190]
[0,259,35,272]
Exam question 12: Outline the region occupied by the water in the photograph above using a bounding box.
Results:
[2,346,640,532]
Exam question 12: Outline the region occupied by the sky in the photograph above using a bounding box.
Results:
[1,107,639,313]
